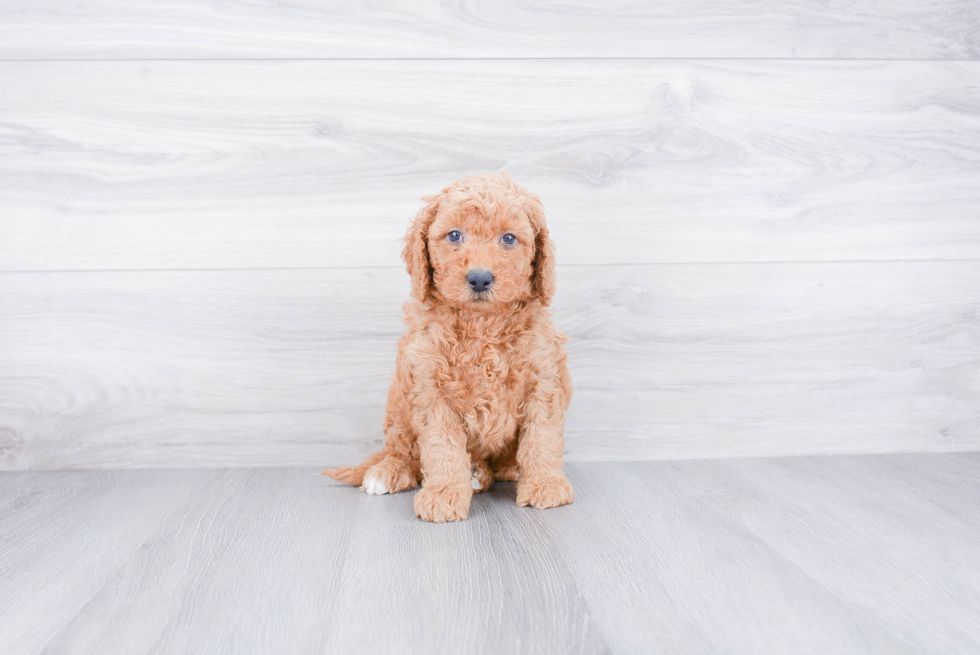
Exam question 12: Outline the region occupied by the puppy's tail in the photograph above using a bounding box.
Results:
[319,449,386,486]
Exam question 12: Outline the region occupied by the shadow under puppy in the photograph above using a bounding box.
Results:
[322,172,573,522]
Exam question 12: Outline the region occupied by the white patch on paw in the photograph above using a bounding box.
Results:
[363,473,389,495]
[471,471,483,490]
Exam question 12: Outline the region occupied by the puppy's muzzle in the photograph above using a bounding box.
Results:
[467,269,494,294]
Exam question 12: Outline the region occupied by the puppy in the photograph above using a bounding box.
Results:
[321,172,573,522]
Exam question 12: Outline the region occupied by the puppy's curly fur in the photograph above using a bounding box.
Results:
[321,172,573,522]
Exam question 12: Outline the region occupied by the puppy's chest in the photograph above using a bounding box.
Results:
[446,338,524,416]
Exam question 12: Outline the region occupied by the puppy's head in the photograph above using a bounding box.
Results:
[403,172,555,309]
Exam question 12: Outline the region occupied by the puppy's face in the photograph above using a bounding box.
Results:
[426,196,537,309]
[404,173,556,309]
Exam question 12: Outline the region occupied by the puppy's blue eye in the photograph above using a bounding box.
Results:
[500,233,517,247]
[447,230,462,243]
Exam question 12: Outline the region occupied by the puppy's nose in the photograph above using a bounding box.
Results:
[467,269,494,293]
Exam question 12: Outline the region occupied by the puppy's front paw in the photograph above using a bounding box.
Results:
[414,484,472,522]
[516,475,574,510]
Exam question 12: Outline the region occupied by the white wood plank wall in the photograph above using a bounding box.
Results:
[1,3,978,469]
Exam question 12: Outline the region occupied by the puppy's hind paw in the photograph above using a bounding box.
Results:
[470,460,493,493]
[362,472,389,495]
[492,463,520,482]
[361,455,419,495]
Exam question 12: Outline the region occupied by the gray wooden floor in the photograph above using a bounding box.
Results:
[2,453,978,655]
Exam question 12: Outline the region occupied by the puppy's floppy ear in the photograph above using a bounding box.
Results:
[525,193,556,307]
[402,192,442,303]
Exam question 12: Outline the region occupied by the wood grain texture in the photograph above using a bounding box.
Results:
[2,454,979,654]
[3,60,980,271]
[316,475,607,655]
[0,469,212,654]
[683,455,980,652]
[38,469,363,655]
[540,463,914,654]
[540,455,980,654]
[1,1,978,60]
[1,261,977,470]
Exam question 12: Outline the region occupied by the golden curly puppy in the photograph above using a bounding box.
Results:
[321,172,573,522]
